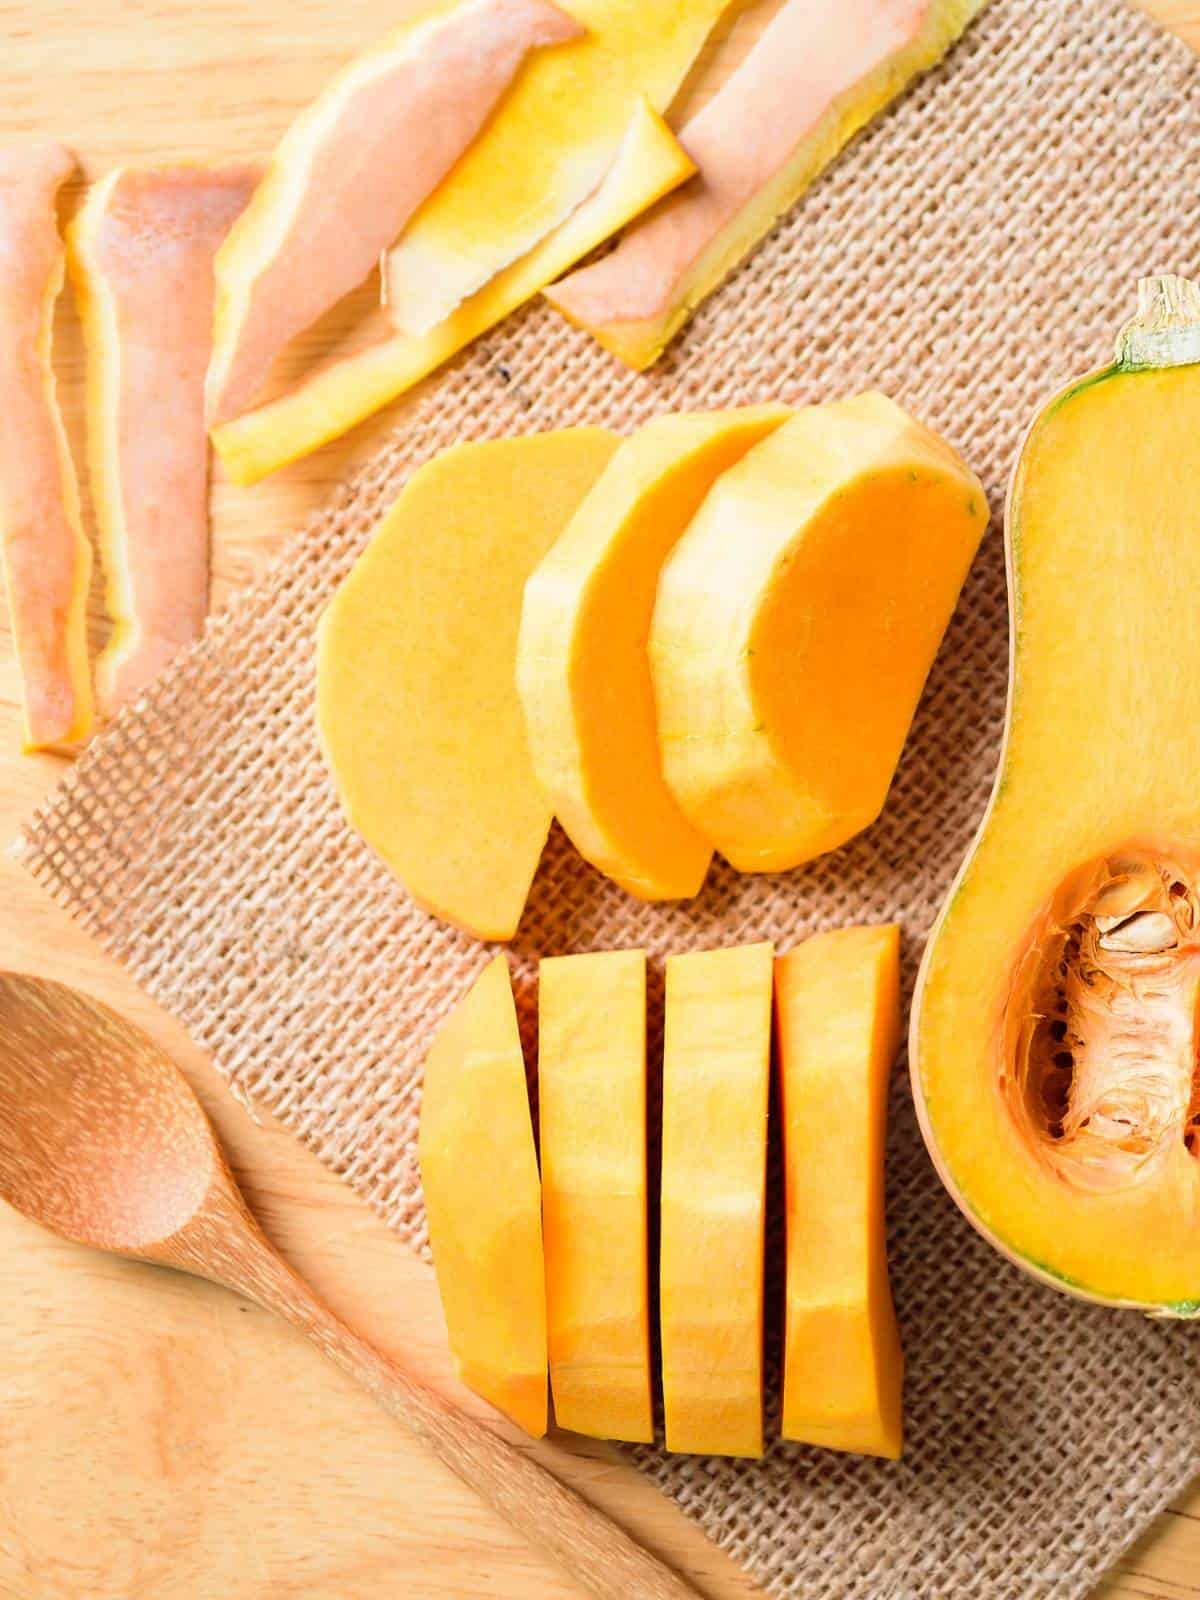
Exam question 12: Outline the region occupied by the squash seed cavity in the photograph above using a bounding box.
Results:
[1002,851,1200,1192]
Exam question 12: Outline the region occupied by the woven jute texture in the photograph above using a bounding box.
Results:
[18,1,1200,1595]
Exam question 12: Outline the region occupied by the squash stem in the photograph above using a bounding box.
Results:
[1115,274,1200,371]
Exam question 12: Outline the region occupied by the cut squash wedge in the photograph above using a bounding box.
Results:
[516,406,790,901]
[776,926,904,1460]
[70,163,256,717]
[316,428,618,940]
[660,941,772,1456]
[211,101,692,486]
[381,0,734,336]
[539,949,653,1442]
[419,954,548,1436]
[0,143,93,751]
[206,0,580,425]
[650,392,988,872]
[547,0,989,369]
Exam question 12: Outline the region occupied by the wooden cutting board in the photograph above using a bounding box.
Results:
[1,3,1198,1596]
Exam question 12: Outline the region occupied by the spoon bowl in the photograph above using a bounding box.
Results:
[0,972,218,1254]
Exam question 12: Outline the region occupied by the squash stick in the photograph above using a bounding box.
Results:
[660,942,772,1457]
[538,949,653,1442]
[206,0,581,426]
[546,0,990,369]
[69,164,256,719]
[0,142,93,752]
[420,955,548,1437]
[777,926,905,1459]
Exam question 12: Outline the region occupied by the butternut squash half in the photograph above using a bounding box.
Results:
[660,941,773,1457]
[538,949,653,1442]
[776,926,904,1459]
[546,0,989,370]
[316,429,617,940]
[517,406,789,901]
[912,276,1200,1315]
[420,954,547,1435]
[650,392,988,872]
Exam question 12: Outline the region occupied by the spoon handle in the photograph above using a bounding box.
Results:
[210,1214,702,1600]
[325,1321,702,1600]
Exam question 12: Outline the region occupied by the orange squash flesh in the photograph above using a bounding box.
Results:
[912,278,1200,1314]
[0,143,93,751]
[538,949,653,1442]
[516,405,790,901]
[776,926,904,1459]
[316,428,618,941]
[650,392,988,872]
[419,954,548,1436]
[659,941,772,1457]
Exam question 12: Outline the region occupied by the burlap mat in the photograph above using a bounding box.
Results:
[16,1,1200,1594]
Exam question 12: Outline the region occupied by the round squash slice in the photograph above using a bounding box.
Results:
[316,428,618,942]
[911,276,1200,1315]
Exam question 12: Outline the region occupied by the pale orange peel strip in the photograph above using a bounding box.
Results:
[69,164,257,720]
[380,0,735,337]
[545,0,991,369]
[211,101,693,487]
[0,142,93,752]
[205,0,582,427]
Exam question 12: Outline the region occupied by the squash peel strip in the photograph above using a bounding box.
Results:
[546,0,991,369]
[212,101,693,486]
[0,143,93,751]
[206,0,582,425]
[381,0,734,336]
[70,163,256,718]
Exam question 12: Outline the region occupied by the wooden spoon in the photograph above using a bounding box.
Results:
[0,972,700,1600]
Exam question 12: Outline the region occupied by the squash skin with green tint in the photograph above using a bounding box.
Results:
[911,276,1200,1316]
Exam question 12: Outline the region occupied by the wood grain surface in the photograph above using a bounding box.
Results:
[0,2,1198,1597]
